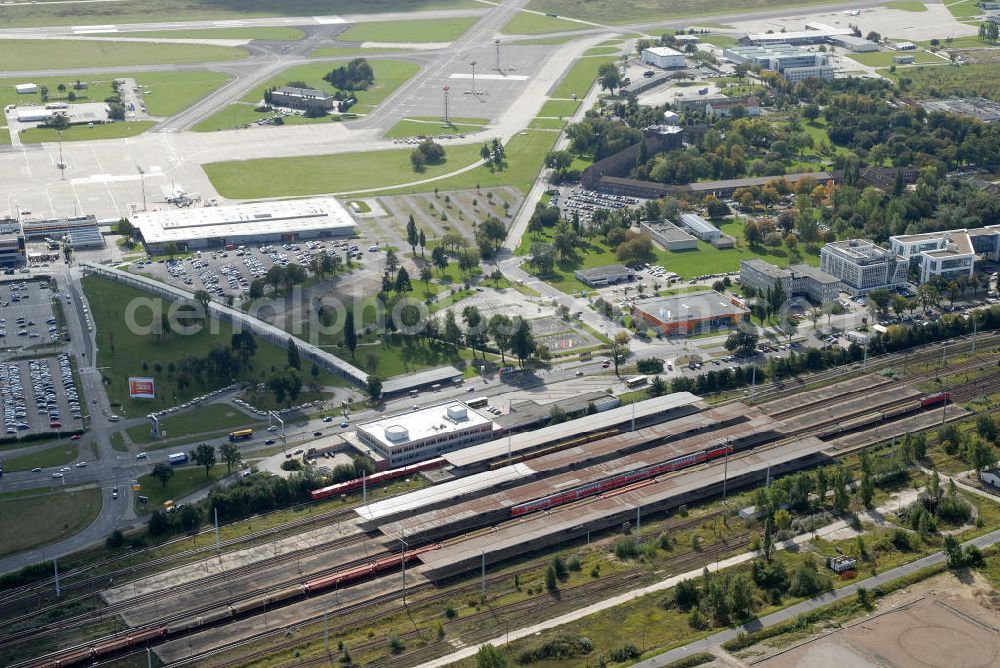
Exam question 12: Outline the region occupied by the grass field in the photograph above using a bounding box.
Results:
[699,34,739,48]
[501,11,590,35]
[0,39,246,71]
[894,62,1000,100]
[943,0,982,19]
[886,0,928,10]
[81,276,343,413]
[0,0,481,29]
[529,117,568,129]
[538,98,581,117]
[106,27,305,40]
[127,404,265,445]
[512,35,581,45]
[367,129,559,196]
[384,118,487,138]
[137,465,226,512]
[526,0,851,24]
[550,55,618,98]
[918,35,989,49]
[19,121,157,144]
[308,46,400,57]
[192,103,339,132]
[849,50,941,67]
[584,46,621,56]
[205,143,484,198]
[0,488,101,557]
[240,59,419,111]
[3,443,80,473]
[335,17,476,42]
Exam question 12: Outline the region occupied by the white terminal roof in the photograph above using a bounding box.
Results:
[133,197,356,245]
[645,46,685,57]
[358,402,494,452]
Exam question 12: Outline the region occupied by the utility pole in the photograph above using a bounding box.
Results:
[480,548,486,597]
[636,505,641,533]
[470,61,477,95]
[507,431,512,465]
[136,166,147,211]
[495,39,501,71]
[972,314,978,355]
[57,130,65,180]
[400,524,407,606]
[214,507,220,556]
[53,559,60,597]
[442,86,450,125]
[722,444,730,503]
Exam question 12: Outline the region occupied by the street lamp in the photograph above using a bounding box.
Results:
[495,39,501,72]
[470,61,477,95]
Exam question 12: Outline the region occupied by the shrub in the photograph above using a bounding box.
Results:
[387,635,405,654]
[566,556,582,572]
[614,536,639,559]
[444,605,457,619]
[517,635,593,663]
[609,644,641,662]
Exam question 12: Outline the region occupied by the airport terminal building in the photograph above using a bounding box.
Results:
[133,198,357,254]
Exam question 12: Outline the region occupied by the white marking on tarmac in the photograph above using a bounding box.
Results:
[73,27,118,34]
[312,15,346,24]
[449,73,529,81]
[72,24,116,31]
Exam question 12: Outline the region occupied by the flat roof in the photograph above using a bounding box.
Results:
[892,230,975,256]
[575,264,634,280]
[645,46,684,57]
[644,220,696,242]
[381,365,463,394]
[358,402,493,452]
[443,392,705,468]
[677,212,716,235]
[687,171,834,192]
[788,263,840,284]
[632,290,748,324]
[741,258,791,279]
[133,197,356,245]
[495,391,617,431]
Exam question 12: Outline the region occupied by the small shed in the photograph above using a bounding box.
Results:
[15,83,37,94]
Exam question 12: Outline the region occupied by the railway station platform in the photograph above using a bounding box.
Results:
[773,385,920,436]
[758,375,894,416]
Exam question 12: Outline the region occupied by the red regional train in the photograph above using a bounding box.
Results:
[309,457,447,501]
[920,391,950,408]
[510,444,734,517]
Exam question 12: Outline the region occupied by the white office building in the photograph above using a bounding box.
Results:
[356,403,496,466]
[820,239,908,295]
[889,230,977,284]
[723,45,833,82]
[642,46,686,69]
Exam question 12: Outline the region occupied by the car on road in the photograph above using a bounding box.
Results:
[112,487,119,499]
[322,416,333,423]
[31,467,41,472]
[575,370,585,376]
[267,425,279,432]
[265,438,276,445]
[51,472,63,479]
[312,431,322,437]
[466,385,475,392]
[75,461,86,467]
[69,434,81,441]
[293,448,304,455]
[340,421,349,428]
[601,361,610,368]
[136,452,147,459]
[59,467,70,472]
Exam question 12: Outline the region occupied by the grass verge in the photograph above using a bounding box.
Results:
[0,487,101,557]
[335,17,476,42]
[0,39,246,71]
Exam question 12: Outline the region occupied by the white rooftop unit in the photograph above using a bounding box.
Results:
[15,83,37,94]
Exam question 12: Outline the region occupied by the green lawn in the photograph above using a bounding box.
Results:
[0,70,230,114]
[335,17,476,42]
[892,62,1000,100]
[240,59,420,111]
[384,118,487,138]
[501,11,590,35]
[0,0,481,28]
[192,103,337,132]
[137,465,226,511]
[107,27,305,40]
[19,121,157,144]
[0,39,246,71]
[550,55,618,99]
[527,0,854,24]
[205,143,484,198]
[81,276,343,414]
[943,0,982,19]
[0,127,10,145]
[699,34,739,48]
[848,50,940,67]
[521,217,819,293]
[308,46,400,57]
[368,129,559,196]
[584,46,621,56]
[512,35,581,45]
[3,443,80,473]
[885,0,927,10]
[917,35,989,49]
[0,488,101,557]
[127,404,265,445]
[538,98,581,117]
[529,117,568,129]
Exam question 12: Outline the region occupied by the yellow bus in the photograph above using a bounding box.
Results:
[229,428,254,442]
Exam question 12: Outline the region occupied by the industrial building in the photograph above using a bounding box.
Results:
[676,213,719,242]
[723,45,832,82]
[919,97,1000,123]
[0,221,25,266]
[889,229,982,283]
[640,220,697,251]
[641,46,686,69]
[574,264,636,287]
[20,214,103,250]
[269,86,336,112]
[745,21,852,46]
[827,34,879,52]
[355,402,496,467]
[820,239,908,295]
[630,289,749,336]
[707,97,762,118]
[132,197,356,254]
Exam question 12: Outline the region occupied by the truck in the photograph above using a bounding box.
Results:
[168,452,188,465]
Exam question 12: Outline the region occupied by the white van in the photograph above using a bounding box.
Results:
[109,414,120,422]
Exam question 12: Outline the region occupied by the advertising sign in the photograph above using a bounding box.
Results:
[128,377,155,399]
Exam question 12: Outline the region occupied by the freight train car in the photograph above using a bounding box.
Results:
[34,627,169,668]
[510,444,734,517]
[309,457,447,501]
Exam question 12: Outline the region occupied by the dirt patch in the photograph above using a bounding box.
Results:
[753,570,1000,668]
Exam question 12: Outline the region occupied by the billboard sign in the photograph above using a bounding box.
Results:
[128,377,156,399]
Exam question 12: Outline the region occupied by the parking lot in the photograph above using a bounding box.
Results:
[0,278,64,346]
[0,353,83,437]
[553,187,639,224]
[131,239,368,301]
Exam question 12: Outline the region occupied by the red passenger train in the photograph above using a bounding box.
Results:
[510,444,734,517]
[309,457,447,501]
[920,392,950,409]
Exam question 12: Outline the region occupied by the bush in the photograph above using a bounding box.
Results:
[388,635,405,654]
[636,358,664,374]
[566,556,582,572]
[614,536,639,559]
[106,530,125,549]
[444,605,457,619]
[517,635,593,663]
[281,458,303,471]
[609,644,641,662]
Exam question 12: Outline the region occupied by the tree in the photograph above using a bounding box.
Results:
[509,316,536,368]
[968,438,996,476]
[802,103,820,123]
[431,246,449,277]
[944,534,964,569]
[917,283,940,311]
[193,289,211,317]
[344,310,357,358]
[598,61,622,95]
[151,462,174,489]
[190,443,216,478]
[220,442,242,474]
[478,216,507,256]
[463,305,487,358]
[286,337,301,370]
[476,644,507,668]
[545,564,559,592]
[488,313,513,364]
[395,266,412,294]
[49,112,70,130]
[610,331,630,376]
[406,214,418,255]
[867,289,891,320]
[725,330,759,356]
[976,414,998,443]
[367,374,383,400]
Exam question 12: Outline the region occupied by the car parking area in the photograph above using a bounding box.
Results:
[0,278,63,346]
[0,353,82,436]
[554,188,639,224]
[130,240,362,301]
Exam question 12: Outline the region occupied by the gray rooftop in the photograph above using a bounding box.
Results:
[788,263,841,284]
[381,365,465,394]
[741,258,791,279]
[632,290,748,325]
[574,264,634,280]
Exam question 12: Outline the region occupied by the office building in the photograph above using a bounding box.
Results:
[0,220,25,266]
[642,46,686,69]
[739,259,840,303]
[746,22,853,46]
[828,35,879,52]
[269,86,336,112]
[820,239,908,295]
[132,197,356,254]
[890,229,978,284]
[356,402,496,466]
[20,215,103,250]
[724,45,832,82]
[631,290,749,336]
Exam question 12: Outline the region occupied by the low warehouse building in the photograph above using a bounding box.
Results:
[640,220,697,251]
[133,197,356,254]
[15,83,37,94]
[631,290,749,336]
[642,46,686,69]
[574,264,636,287]
[356,402,497,467]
